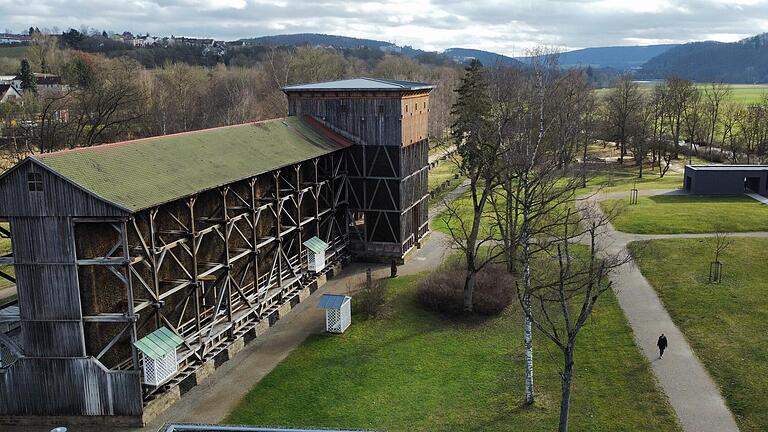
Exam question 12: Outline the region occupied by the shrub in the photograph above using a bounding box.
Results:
[353,277,386,319]
[416,264,514,316]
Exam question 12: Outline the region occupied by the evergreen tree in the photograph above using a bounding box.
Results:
[445,59,503,313]
[19,59,36,93]
[451,59,494,173]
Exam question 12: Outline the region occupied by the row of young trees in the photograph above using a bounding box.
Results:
[444,56,627,432]
[604,75,768,174]
[0,43,460,165]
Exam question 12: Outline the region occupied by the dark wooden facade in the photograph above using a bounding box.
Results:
[0,78,432,424]
[0,151,349,420]
[286,88,431,260]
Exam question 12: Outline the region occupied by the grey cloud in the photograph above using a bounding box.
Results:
[1,0,768,53]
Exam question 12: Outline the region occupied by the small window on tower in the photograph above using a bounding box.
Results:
[28,172,43,192]
[378,105,385,115]
[405,104,408,113]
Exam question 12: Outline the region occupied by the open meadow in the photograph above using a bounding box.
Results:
[596,83,768,105]
[602,195,768,234]
[226,273,680,431]
[630,238,768,432]
[0,46,27,60]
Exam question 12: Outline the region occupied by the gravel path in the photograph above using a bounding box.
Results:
[580,188,742,432]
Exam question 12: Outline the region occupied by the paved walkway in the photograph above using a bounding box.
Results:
[581,188,741,432]
[746,192,768,205]
[428,144,456,164]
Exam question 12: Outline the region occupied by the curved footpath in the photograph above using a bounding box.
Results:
[579,189,741,432]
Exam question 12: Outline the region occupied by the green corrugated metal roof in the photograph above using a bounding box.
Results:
[303,236,329,254]
[33,116,350,212]
[134,326,184,361]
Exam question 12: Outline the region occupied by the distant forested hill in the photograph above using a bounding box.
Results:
[443,48,523,66]
[240,33,450,62]
[638,35,768,82]
[513,44,677,71]
[242,33,396,50]
[555,44,677,70]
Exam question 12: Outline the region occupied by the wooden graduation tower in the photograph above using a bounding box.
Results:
[284,78,433,262]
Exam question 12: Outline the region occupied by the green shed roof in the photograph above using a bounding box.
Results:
[134,326,184,361]
[32,116,351,212]
[303,236,329,254]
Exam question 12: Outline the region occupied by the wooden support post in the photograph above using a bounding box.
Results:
[148,208,162,329]
[274,172,283,289]
[188,196,203,355]
[222,187,234,338]
[249,178,261,305]
[122,220,140,371]
[295,164,304,276]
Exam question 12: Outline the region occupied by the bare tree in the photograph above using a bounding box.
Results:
[604,74,643,165]
[709,229,733,283]
[704,83,732,157]
[719,103,740,163]
[683,89,704,162]
[664,77,697,160]
[59,54,148,148]
[492,50,599,407]
[519,205,629,432]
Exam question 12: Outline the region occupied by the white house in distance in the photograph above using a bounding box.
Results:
[6,73,65,94]
[0,84,21,102]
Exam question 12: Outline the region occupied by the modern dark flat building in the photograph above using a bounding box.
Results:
[0,78,432,426]
[684,165,768,196]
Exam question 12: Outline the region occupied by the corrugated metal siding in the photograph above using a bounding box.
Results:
[0,358,142,416]
[21,321,85,357]
[11,216,75,263]
[15,264,82,320]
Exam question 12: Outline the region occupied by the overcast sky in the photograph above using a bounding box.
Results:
[2,0,768,55]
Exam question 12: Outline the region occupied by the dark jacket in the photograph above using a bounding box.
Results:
[657,335,668,349]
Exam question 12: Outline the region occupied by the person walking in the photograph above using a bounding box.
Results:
[657,333,668,358]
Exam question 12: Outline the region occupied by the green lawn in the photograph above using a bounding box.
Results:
[602,195,768,234]
[428,158,462,204]
[226,273,679,431]
[596,83,768,105]
[581,171,683,194]
[0,46,27,60]
[629,238,768,432]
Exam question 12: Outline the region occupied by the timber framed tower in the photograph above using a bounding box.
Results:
[284,78,433,262]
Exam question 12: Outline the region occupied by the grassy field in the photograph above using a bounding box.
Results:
[602,195,768,234]
[582,171,683,194]
[428,158,462,204]
[432,169,682,238]
[596,83,768,105]
[0,46,27,60]
[227,273,679,431]
[629,238,768,432]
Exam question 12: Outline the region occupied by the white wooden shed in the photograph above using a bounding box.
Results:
[134,326,184,386]
[318,294,352,334]
[303,236,329,273]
